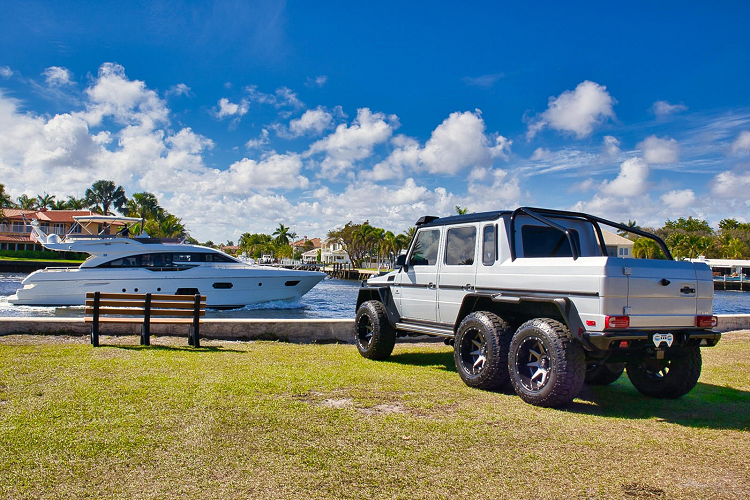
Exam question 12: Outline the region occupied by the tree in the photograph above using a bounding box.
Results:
[85,180,127,215]
[663,217,713,235]
[125,192,163,221]
[36,192,56,209]
[65,196,87,210]
[455,205,468,215]
[272,224,292,246]
[720,237,749,259]
[0,184,15,208]
[16,194,35,210]
[51,199,68,210]
[617,219,640,238]
[633,238,664,259]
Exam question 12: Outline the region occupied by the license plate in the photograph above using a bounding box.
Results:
[653,333,674,347]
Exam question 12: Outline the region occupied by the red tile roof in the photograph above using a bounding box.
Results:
[0,234,33,243]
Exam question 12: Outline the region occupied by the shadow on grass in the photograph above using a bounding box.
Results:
[570,381,750,430]
[111,344,244,353]
[385,351,457,372]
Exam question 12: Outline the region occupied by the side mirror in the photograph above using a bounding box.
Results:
[395,254,407,271]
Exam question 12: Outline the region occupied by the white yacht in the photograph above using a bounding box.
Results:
[9,215,325,308]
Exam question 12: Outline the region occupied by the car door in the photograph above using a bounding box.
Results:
[397,227,442,322]
[437,224,478,325]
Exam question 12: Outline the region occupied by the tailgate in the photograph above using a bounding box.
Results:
[625,258,713,328]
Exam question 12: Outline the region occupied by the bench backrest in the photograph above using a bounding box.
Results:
[85,292,207,317]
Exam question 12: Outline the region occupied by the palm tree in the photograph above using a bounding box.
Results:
[51,200,68,210]
[633,238,663,259]
[36,192,56,209]
[721,237,748,259]
[16,194,36,210]
[455,205,468,215]
[85,180,127,215]
[272,224,292,246]
[65,196,87,210]
[125,192,162,220]
[0,184,15,208]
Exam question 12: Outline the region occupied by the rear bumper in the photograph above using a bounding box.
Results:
[583,329,721,350]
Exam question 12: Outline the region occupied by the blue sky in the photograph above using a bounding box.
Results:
[1,1,749,242]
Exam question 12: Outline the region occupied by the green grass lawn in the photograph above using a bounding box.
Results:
[1,333,748,499]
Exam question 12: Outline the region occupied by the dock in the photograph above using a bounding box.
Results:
[714,277,750,291]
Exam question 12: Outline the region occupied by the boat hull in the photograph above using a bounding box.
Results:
[9,265,325,308]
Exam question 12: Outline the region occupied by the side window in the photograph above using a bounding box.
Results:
[521,226,580,258]
[410,229,440,266]
[482,225,496,265]
[445,226,476,266]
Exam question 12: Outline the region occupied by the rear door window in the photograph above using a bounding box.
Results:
[522,226,580,258]
[445,226,477,266]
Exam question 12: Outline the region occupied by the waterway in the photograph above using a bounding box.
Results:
[1,273,749,318]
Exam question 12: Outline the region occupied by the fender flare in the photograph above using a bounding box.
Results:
[356,286,401,328]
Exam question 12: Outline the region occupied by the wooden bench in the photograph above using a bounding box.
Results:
[85,292,206,347]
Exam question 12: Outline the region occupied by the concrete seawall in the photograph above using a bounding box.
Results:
[1,315,748,343]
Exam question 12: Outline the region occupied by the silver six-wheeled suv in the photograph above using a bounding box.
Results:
[354,207,721,407]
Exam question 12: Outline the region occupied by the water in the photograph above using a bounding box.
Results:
[0,273,362,319]
[2,273,750,317]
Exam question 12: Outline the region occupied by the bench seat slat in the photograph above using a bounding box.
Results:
[85,308,206,317]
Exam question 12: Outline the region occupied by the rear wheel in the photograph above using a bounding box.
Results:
[354,301,396,360]
[626,347,702,398]
[508,318,585,407]
[585,362,625,385]
[454,312,512,391]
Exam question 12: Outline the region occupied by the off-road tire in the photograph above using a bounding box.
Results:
[354,301,397,360]
[454,311,512,391]
[585,362,625,386]
[626,347,702,399]
[508,318,585,407]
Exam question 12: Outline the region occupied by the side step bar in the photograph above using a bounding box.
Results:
[395,322,454,338]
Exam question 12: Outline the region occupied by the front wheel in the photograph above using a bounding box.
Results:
[508,318,585,407]
[454,311,512,391]
[626,347,702,399]
[354,301,396,360]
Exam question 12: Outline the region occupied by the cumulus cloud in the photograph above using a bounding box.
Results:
[526,80,616,140]
[245,129,270,149]
[208,152,309,193]
[530,147,551,161]
[637,135,679,164]
[660,189,696,210]
[731,130,750,154]
[245,85,304,110]
[650,100,688,117]
[711,171,750,198]
[42,66,74,87]
[305,108,397,177]
[215,97,249,119]
[368,110,511,180]
[287,106,334,137]
[601,158,650,197]
[602,135,621,158]
[0,66,12,78]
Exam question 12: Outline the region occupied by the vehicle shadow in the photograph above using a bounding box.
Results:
[569,381,750,431]
[385,351,750,430]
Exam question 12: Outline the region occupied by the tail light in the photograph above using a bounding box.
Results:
[696,316,717,328]
[604,316,630,329]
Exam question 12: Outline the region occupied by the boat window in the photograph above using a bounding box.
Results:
[98,251,236,268]
[445,226,476,266]
[521,225,581,258]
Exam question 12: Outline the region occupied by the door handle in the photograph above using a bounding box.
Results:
[463,284,475,292]
[427,282,436,289]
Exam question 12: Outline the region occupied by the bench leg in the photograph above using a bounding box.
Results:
[188,325,200,348]
[91,325,99,347]
[140,324,150,346]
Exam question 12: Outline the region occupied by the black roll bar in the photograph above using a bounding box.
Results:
[509,207,673,261]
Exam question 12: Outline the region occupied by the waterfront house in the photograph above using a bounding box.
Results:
[320,238,351,265]
[601,230,634,257]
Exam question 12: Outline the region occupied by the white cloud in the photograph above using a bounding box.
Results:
[530,147,551,161]
[651,100,688,117]
[463,73,505,88]
[306,108,397,177]
[208,152,309,193]
[0,66,12,78]
[731,130,750,154]
[370,110,511,179]
[42,66,74,87]
[464,169,522,211]
[245,129,270,149]
[288,107,334,137]
[166,83,191,97]
[215,97,249,119]
[660,189,696,210]
[601,157,650,197]
[526,80,616,140]
[711,171,750,198]
[305,75,328,88]
[637,135,679,164]
[602,135,621,157]
[82,63,169,129]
